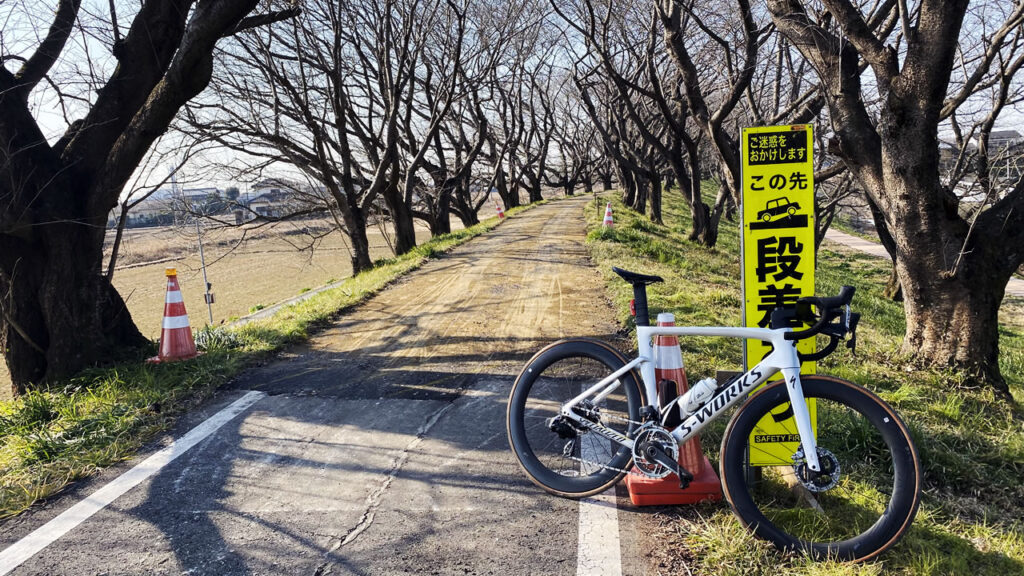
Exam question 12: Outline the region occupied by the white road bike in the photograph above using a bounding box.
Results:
[506,267,921,562]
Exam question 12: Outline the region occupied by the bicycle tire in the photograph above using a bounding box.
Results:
[720,376,921,562]
[506,338,644,498]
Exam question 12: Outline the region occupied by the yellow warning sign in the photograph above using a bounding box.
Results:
[740,124,816,466]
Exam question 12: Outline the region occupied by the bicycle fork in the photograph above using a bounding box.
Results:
[779,366,822,472]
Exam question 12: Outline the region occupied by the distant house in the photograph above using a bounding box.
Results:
[938,139,966,173]
[251,178,301,196]
[243,177,326,219]
[247,190,293,218]
[180,186,220,201]
[985,130,1022,151]
[107,196,175,228]
[130,197,173,219]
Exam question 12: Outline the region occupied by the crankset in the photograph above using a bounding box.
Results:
[632,423,693,488]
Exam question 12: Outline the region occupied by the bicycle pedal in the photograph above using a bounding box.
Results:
[677,467,694,490]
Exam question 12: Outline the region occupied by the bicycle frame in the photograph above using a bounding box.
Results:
[560,325,823,472]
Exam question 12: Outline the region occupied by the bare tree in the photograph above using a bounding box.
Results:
[768,0,1024,392]
[0,0,297,393]
[656,0,765,243]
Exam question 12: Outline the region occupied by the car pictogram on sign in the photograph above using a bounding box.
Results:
[758,197,801,222]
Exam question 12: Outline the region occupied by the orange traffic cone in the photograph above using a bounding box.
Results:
[495,201,506,220]
[625,312,722,505]
[602,202,614,227]
[147,268,198,364]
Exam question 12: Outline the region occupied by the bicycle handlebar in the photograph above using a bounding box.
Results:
[783,285,856,341]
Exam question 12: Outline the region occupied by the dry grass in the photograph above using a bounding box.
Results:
[111,221,440,338]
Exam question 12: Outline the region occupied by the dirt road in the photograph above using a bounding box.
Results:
[0,196,652,575]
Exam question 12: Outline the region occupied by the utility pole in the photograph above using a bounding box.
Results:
[195,216,214,324]
[171,162,214,324]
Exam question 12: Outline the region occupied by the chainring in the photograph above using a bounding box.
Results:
[631,423,678,479]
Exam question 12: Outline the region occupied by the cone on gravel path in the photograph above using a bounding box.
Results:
[625,312,722,505]
[602,202,614,227]
[147,268,198,364]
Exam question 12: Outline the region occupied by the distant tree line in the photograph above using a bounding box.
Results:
[2,0,1023,396]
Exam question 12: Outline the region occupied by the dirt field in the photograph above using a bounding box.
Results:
[109,219,443,339]
[0,216,471,400]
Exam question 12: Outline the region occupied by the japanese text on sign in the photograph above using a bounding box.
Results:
[740,124,816,466]
[746,130,809,165]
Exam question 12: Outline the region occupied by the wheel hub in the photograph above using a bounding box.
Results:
[792,447,841,493]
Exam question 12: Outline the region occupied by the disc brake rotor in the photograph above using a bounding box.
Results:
[792,447,841,493]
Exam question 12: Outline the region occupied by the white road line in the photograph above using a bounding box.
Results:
[577,412,622,576]
[0,391,266,575]
[577,487,622,576]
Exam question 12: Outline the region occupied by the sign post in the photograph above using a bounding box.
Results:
[740,124,816,467]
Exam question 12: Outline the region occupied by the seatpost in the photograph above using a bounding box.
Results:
[632,283,650,327]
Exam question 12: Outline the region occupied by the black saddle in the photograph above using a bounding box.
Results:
[612,267,664,286]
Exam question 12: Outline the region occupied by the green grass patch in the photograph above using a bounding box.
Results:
[0,201,543,519]
[585,188,1024,575]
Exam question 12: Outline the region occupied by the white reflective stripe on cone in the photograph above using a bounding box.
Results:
[163,315,191,330]
[651,350,684,366]
[165,291,184,304]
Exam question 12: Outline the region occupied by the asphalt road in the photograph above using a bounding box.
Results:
[0,196,653,575]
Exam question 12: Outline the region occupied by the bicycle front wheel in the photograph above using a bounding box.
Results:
[506,338,644,498]
[720,376,921,562]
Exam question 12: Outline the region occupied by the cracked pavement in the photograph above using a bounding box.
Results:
[0,196,652,575]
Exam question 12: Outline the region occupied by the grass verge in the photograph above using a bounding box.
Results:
[584,188,1024,575]
[0,202,542,519]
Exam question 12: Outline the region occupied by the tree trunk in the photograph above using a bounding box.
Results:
[495,166,518,208]
[430,184,453,236]
[867,109,1010,389]
[343,209,373,273]
[601,172,613,191]
[865,194,903,302]
[451,183,480,228]
[649,176,663,224]
[383,183,417,253]
[330,185,373,273]
[882,266,903,301]
[632,177,648,215]
[898,259,1006,393]
[619,166,636,207]
[528,176,543,203]
[2,222,148,393]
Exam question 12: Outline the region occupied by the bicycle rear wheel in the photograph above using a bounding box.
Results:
[506,338,644,498]
[719,376,921,562]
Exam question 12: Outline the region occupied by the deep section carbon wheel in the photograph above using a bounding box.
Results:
[507,338,643,498]
[720,376,921,562]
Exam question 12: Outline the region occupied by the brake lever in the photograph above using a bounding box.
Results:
[845,313,861,356]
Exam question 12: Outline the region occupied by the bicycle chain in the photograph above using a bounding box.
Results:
[561,441,645,477]
[559,406,646,477]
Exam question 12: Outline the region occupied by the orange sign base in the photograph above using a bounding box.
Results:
[624,455,722,506]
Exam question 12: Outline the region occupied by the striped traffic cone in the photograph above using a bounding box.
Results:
[625,312,722,505]
[147,268,198,364]
[495,201,506,220]
[602,202,614,227]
